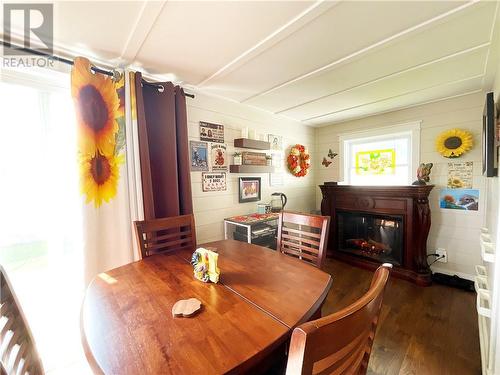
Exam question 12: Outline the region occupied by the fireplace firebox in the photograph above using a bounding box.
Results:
[319,184,434,286]
[337,211,403,266]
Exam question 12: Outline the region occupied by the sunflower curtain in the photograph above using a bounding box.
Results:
[71,58,143,284]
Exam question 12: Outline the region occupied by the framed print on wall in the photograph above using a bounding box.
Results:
[238,177,261,203]
[210,143,228,171]
[190,141,209,171]
[268,134,283,152]
[200,121,224,143]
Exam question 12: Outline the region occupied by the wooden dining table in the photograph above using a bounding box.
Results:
[81,239,333,374]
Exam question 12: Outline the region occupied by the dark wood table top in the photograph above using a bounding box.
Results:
[82,240,332,374]
[178,240,333,327]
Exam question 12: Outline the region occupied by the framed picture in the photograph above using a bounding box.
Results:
[238,177,261,203]
[190,141,209,171]
[200,121,224,143]
[268,134,283,152]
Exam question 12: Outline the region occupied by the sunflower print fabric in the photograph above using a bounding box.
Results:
[71,57,125,207]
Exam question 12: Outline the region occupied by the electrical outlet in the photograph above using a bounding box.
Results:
[436,248,447,263]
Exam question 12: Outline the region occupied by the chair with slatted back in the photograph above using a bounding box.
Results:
[285,263,392,375]
[277,211,330,269]
[0,266,44,375]
[134,214,197,258]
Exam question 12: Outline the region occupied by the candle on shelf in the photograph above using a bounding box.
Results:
[241,127,248,138]
[248,129,256,140]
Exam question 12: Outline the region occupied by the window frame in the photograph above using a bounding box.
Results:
[339,121,421,185]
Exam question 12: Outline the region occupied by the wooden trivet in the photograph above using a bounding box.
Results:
[172,298,202,318]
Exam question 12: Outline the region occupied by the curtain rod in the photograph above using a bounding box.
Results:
[1,40,195,98]
[140,78,195,98]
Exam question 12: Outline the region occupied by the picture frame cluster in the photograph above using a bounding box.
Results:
[191,121,228,192]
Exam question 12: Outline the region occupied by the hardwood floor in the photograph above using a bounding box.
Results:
[322,259,481,375]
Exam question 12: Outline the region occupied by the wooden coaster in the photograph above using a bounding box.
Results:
[172,298,202,318]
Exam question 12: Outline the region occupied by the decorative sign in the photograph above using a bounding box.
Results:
[202,172,227,192]
[268,134,283,152]
[200,121,224,143]
[270,153,284,186]
[190,141,209,171]
[355,149,395,175]
[210,143,227,171]
[270,173,284,186]
[447,162,473,189]
[440,188,479,211]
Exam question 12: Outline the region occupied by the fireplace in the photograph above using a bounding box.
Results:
[337,211,403,266]
[319,184,434,286]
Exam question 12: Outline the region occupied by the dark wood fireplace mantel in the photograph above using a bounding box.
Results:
[320,184,434,286]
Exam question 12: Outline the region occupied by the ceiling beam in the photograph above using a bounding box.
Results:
[196,0,338,87]
[119,1,166,64]
[302,74,484,123]
[241,0,480,104]
[275,43,490,115]
[307,89,483,127]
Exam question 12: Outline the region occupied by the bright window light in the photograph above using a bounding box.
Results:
[0,69,90,374]
[340,122,420,186]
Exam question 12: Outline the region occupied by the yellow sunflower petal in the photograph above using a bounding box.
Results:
[72,58,121,156]
[80,152,123,208]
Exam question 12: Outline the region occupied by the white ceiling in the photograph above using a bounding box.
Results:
[2,1,500,126]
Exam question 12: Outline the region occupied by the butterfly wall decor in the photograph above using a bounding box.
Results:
[322,149,337,167]
[328,149,338,159]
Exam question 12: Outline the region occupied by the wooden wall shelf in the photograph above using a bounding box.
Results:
[234,138,270,150]
[230,165,275,173]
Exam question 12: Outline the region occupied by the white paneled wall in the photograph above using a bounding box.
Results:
[187,93,316,244]
[314,92,488,278]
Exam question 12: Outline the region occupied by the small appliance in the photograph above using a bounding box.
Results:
[270,192,287,212]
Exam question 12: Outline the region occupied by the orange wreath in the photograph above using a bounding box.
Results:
[287,144,310,177]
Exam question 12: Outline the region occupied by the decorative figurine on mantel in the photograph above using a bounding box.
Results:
[412,163,433,185]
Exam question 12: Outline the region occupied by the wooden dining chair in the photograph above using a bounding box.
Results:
[277,211,330,269]
[0,266,44,375]
[285,263,392,375]
[134,214,197,258]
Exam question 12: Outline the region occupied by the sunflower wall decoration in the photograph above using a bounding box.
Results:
[436,129,473,158]
[71,57,125,207]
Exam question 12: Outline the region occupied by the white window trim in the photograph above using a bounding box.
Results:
[338,121,421,185]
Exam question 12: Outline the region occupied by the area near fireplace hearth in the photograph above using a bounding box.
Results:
[320,185,433,285]
[314,92,488,280]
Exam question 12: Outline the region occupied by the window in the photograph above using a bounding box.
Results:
[0,68,89,373]
[340,122,420,186]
